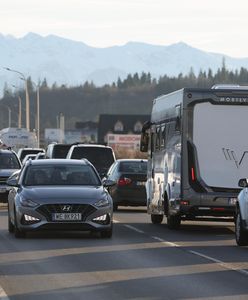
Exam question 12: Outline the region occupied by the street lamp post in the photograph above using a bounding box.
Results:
[4,67,30,131]
[7,106,11,128]
[12,85,22,129]
[31,81,40,148]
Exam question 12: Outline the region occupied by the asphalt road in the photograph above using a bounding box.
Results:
[0,205,248,300]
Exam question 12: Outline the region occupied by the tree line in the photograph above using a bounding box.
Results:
[1,61,248,131]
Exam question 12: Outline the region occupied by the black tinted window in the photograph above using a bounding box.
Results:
[53,145,71,158]
[71,147,115,170]
[119,161,147,173]
[21,150,43,161]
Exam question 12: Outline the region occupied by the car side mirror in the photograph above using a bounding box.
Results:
[238,178,248,188]
[102,179,116,188]
[6,177,19,187]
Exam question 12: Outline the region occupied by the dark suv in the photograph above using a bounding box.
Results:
[66,144,116,178]
[45,143,72,159]
[0,149,21,203]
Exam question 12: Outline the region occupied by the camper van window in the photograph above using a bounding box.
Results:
[160,125,165,149]
[155,126,161,151]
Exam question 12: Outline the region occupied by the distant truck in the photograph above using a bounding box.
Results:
[0,128,37,152]
[140,85,248,229]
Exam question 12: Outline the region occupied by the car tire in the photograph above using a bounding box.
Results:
[8,210,14,233]
[151,214,163,224]
[100,224,113,238]
[14,209,25,238]
[235,209,248,246]
[167,214,181,230]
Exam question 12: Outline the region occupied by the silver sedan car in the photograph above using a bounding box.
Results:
[7,159,115,238]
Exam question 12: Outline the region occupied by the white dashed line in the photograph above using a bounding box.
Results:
[114,219,248,277]
[124,224,145,234]
[189,250,248,277]
[151,236,180,247]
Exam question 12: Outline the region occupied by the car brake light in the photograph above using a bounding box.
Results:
[118,177,132,186]
[191,167,195,181]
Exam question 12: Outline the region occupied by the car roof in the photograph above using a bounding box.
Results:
[0,149,16,155]
[71,144,113,149]
[116,159,148,162]
[26,158,90,166]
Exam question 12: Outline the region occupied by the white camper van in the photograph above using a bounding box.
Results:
[140,85,248,229]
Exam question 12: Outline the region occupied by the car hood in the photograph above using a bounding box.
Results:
[21,186,109,204]
[0,169,20,177]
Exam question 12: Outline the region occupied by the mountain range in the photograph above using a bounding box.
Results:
[0,32,248,94]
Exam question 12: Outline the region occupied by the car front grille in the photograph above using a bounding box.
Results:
[0,176,8,185]
[36,204,97,221]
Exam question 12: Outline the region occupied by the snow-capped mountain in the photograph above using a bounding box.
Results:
[0,32,248,94]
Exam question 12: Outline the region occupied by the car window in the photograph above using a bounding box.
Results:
[53,145,71,158]
[119,161,147,173]
[20,150,44,161]
[23,164,101,186]
[71,147,115,168]
[0,153,20,169]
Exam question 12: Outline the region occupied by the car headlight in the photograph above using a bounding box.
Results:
[20,198,39,208]
[94,198,110,207]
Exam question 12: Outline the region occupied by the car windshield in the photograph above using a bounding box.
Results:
[119,161,147,173]
[0,153,20,169]
[23,164,101,186]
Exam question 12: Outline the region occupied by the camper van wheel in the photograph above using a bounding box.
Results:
[151,214,163,224]
[167,214,181,230]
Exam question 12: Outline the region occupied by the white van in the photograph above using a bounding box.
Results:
[140,85,248,229]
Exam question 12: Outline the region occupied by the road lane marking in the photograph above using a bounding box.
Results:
[115,219,248,278]
[151,236,180,247]
[189,250,248,277]
[0,285,9,300]
[124,224,145,234]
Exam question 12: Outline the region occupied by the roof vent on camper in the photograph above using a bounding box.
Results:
[211,84,248,89]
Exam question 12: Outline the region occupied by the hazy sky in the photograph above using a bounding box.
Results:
[0,0,247,57]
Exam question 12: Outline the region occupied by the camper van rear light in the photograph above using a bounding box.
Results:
[191,167,195,181]
[180,200,190,206]
[118,177,132,186]
[212,207,225,211]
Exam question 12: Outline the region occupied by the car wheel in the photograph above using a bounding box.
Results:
[100,224,113,238]
[167,214,181,230]
[151,214,163,224]
[235,209,248,246]
[8,210,14,233]
[14,209,25,238]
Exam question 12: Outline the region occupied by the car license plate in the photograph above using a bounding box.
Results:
[53,213,82,221]
[136,181,145,186]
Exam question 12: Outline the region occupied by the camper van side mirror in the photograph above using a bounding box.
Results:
[238,178,248,188]
[175,116,181,132]
[140,132,149,152]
